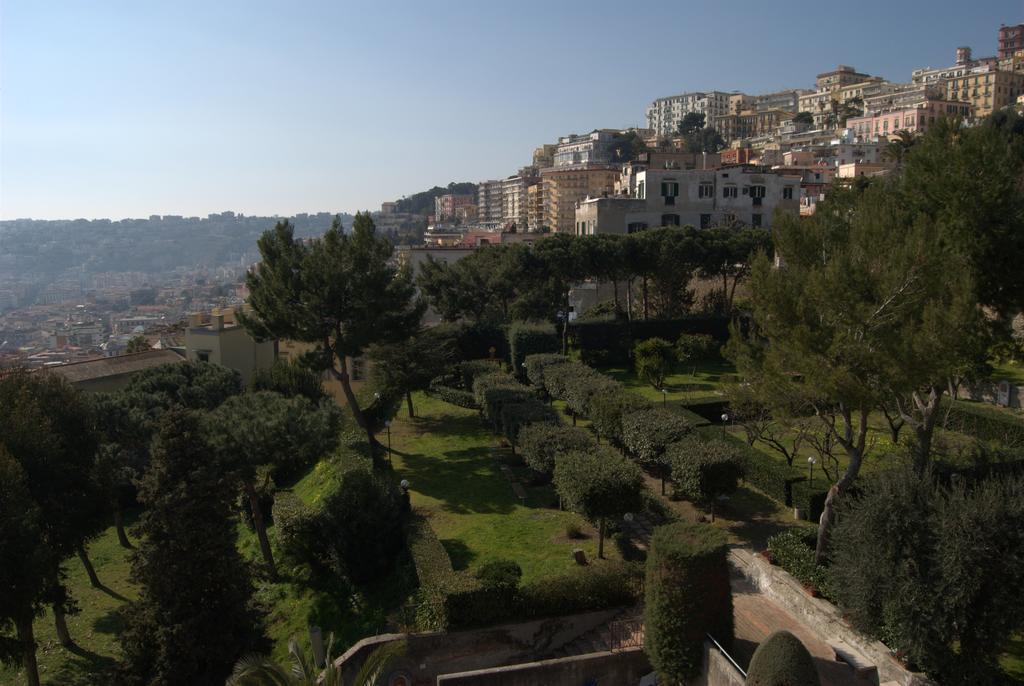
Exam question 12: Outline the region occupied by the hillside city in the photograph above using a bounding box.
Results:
[2,13,1024,686]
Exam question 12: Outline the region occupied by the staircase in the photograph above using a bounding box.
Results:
[545,607,645,658]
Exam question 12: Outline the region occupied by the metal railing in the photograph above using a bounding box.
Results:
[707,633,747,678]
[607,619,645,651]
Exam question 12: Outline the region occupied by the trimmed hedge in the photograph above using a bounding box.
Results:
[746,630,821,686]
[427,373,479,409]
[571,317,730,365]
[541,361,590,402]
[501,399,561,449]
[524,353,569,389]
[517,560,643,619]
[621,406,693,466]
[590,391,652,445]
[940,398,1024,446]
[508,322,559,379]
[435,321,508,363]
[408,514,454,589]
[563,370,621,419]
[645,521,733,682]
[667,437,743,519]
[460,359,503,391]
[519,423,596,477]
[765,530,831,599]
[472,371,524,427]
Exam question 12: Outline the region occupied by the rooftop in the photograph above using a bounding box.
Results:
[48,349,185,383]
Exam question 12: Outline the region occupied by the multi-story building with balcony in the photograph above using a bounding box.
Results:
[645,90,732,138]
[501,167,540,231]
[574,166,800,235]
[999,23,1024,60]
[477,180,504,224]
[712,109,795,143]
[912,46,998,86]
[847,99,973,139]
[816,65,875,93]
[553,130,622,167]
[755,89,808,113]
[434,193,476,222]
[945,65,1024,117]
[541,164,619,234]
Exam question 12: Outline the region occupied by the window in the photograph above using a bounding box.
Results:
[197,351,210,363]
[660,181,679,206]
[660,214,680,226]
[698,182,714,199]
[752,213,762,227]
[750,185,766,199]
[722,185,738,199]
[700,213,712,229]
[782,186,794,200]
[627,222,648,234]
[637,180,645,199]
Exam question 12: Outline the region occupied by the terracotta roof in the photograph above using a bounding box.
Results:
[48,349,185,383]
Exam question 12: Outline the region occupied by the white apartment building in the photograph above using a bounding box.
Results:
[645,90,732,138]
[575,167,800,235]
[477,180,504,223]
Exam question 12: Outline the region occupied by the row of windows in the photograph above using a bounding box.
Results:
[649,182,793,201]
[624,213,764,232]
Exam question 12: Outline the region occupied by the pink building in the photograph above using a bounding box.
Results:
[847,100,972,140]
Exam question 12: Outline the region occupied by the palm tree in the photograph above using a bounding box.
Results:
[227,635,405,686]
[883,129,917,166]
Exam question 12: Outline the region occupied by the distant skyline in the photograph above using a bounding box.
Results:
[1,1,1021,220]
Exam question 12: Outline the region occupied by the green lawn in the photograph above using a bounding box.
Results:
[600,359,736,405]
[391,392,619,581]
[0,517,137,686]
[988,361,1024,386]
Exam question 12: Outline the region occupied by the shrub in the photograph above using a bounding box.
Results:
[460,359,502,391]
[472,371,524,427]
[554,447,645,558]
[541,361,589,401]
[745,630,821,686]
[436,321,508,364]
[645,521,733,683]
[500,399,560,449]
[634,337,676,389]
[273,492,325,573]
[320,468,406,584]
[668,437,743,521]
[408,515,454,589]
[676,333,720,365]
[481,387,532,434]
[426,374,478,409]
[519,424,595,477]
[518,560,643,619]
[830,469,1024,681]
[475,559,523,590]
[765,530,831,599]
[621,407,693,466]
[590,391,651,445]
[508,322,559,379]
[523,353,569,389]
[570,317,729,365]
[940,398,1024,448]
[563,370,620,419]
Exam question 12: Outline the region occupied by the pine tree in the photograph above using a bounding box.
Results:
[119,409,267,686]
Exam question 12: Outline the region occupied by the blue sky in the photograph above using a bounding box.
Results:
[1,1,1020,220]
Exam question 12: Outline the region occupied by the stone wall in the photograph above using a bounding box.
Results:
[334,608,623,686]
[690,641,747,686]
[435,647,650,685]
[729,548,936,686]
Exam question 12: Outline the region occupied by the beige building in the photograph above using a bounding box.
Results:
[945,65,1024,117]
[49,349,185,392]
[575,166,800,235]
[477,180,504,225]
[540,164,619,234]
[526,182,544,232]
[532,144,557,169]
[816,65,875,93]
[184,308,276,385]
[501,167,540,231]
[712,109,795,143]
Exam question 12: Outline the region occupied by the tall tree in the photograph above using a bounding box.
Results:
[531,234,590,354]
[119,410,267,686]
[677,112,706,136]
[0,371,106,645]
[125,360,242,412]
[698,225,771,316]
[208,391,340,577]
[0,448,57,686]
[368,327,456,418]
[241,214,424,451]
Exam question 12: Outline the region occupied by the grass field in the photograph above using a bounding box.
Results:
[389,392,618,581]
[600,359,736,405]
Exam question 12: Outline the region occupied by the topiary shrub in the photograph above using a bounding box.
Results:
[554,446,645,559]
[508,322,559,379]
[745,630,821,686]
[500,399,560,452]
[590,391,651,445]
[644,521,733,683]
[622,407,693,490]
[667,437,743,521]
[320,467,406,585]
[524,353,569,390]
[563,370,620,420]
[541,361,589,401]
[519,424,595,479]
[460,359,503,391]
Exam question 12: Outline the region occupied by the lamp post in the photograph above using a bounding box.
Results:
[808,456,816,487]
[721,413,729,438]
[661,388,668,406]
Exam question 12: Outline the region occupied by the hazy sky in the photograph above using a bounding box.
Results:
[1,1,1020,220]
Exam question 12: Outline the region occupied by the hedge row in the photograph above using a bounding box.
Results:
[460,359,503,391]
[940,398,1024,446]
[426,373,478,409]
[519,423,595,476]
[570,317,730,365]
[524,353,569,390]
[765,530,833,600]
[508,321,560,379]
